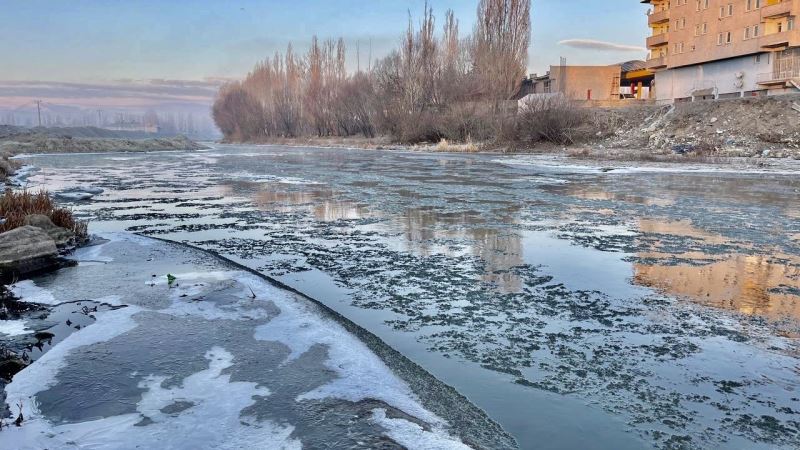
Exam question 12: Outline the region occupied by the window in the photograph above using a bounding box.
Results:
[726,31,732,44]
[744,27,751,40]
[728,4,734,16]
[702,23,708,34]
[789,18,795,31]
[717,33,724,45]
[753,24,760,36]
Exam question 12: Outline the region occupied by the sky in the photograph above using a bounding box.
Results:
[0,0,650,117]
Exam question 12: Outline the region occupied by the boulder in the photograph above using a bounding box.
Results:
[0,226,59,278]
[23,214,75,246]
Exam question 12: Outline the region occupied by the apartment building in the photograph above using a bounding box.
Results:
[643,0,799,103]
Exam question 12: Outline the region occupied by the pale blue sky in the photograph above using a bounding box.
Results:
[1,0,650,82]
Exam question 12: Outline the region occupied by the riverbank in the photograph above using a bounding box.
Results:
[222,94,800,163]
[0,125,208,160]
[0,232,513,448]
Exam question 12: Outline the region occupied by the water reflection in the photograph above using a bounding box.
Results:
[634,219,800,321]
[228,181,370,222]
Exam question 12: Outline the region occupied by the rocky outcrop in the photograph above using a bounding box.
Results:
[23,214,75,246]
[0,226,59,279]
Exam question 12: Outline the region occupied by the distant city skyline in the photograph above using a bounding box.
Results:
[0,0,650,123]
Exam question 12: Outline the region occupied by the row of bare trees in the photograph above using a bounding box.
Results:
[213,0,532,144]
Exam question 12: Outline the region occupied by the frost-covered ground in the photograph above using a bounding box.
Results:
[10,145,800,449]
[1,234,504,449]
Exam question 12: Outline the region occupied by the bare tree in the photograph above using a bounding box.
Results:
[472,0,531,104]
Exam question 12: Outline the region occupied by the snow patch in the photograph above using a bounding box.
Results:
[371,409,472,450]
[252,275,445,428]
[0,319,32,336]
[2,345,301,450]
[10,280,57,305]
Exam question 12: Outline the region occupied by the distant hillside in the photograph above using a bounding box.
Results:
[0,125,163,140]
[0,125,208,155]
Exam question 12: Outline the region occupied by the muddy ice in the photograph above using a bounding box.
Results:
[1,235,504,449]
[11,146,800,449]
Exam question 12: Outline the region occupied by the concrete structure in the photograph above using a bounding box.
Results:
[643,0,800,103]
[517,62,655,108]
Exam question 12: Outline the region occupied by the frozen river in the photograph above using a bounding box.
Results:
[13,145,800,449]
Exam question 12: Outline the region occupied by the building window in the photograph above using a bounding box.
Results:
[702,22,708,34]
[790,18,795,31]
[754,24,760,37]
[726,31,732,44]
[744,27,751,40]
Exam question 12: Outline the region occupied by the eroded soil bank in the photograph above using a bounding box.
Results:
[9,145,800,449]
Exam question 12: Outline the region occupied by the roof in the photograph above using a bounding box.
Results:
[619,60,647,73]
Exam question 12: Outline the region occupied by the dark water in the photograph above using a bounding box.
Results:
[20,146,800,449]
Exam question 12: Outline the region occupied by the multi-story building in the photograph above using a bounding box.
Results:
[643,0,799,103]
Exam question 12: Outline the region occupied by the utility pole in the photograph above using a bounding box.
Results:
[35,100,42,127]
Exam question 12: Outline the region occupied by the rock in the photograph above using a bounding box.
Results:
[55,191,94,201]
[23,214,75,246]
[710,117,718,123]
[0,357,27,381]
[0,226,59,278]
[672,144,695,155]
[62,186,104,195]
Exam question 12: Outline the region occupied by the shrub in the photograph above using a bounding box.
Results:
[517,95,589,145]
[0,189,88,239]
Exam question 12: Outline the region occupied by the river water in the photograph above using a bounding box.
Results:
[16,145,800,449]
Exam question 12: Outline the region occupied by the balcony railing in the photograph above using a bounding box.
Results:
[760,30,797,49]
[757,67,800,84]
[648,9,670,25]
[761,0,794,19]
[646,56,668,69]
[647,33,669,48]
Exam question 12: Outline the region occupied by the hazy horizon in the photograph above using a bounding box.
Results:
[0,0,650,132]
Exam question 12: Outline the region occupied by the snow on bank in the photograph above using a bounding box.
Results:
[493,155,800,175]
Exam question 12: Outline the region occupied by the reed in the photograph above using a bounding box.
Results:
[0,189,88,239]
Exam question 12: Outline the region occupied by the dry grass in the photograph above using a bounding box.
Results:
[0,189,88,238]
[435,138,480,153]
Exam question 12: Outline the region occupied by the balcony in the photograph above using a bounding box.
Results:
[647,33,669,48]
[757,67,800,84]
[761,0,794,19]
[760,30,798,49]
[648,9,670,26]
[646,56,668,69]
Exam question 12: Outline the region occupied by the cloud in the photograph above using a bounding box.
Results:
[558,39,647,52]
[0,79,227,110]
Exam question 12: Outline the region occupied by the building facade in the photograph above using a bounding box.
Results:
[644,0,800,103]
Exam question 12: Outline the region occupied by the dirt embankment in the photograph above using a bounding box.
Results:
[589,94,800,159]
[0,125,208,159]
